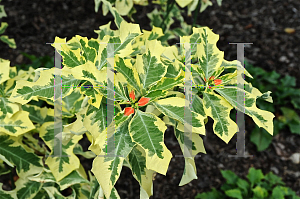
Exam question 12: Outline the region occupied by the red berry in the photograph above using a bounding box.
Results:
[209,76,215,80]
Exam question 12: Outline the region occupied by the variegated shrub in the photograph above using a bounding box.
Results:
[95,0,222,45]
[0,10,274,199]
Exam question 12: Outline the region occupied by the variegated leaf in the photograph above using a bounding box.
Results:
[149,69,184,92]
[0,35,16,49]
[115,0,133,16]
[58,170,89,190]
[215,87,275,135]
[202,90,238,143]
[174,127,206,186]
[40,122,82,181]
[153,97,205,135]
[9,68,81,105]
[52,37,85,68]
[221,59,253,79]
[0,58,10,85]
[129,110,172,175]
[101,115,136,161]
[0,183,16,199]
[15,178,42,199]
[67,35,97,63]
[21,104,54,125]
[0,111,35,136]
[83,101,107,141]
[135,40,167,92]
[115,56,141,94]
[0,134,42,174]
[91,154,124,199]
[0,96,19,118]
[194,27,224,79]
[127,145,155,198]
[143,90,168,104]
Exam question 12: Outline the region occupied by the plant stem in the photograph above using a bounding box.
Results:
[191,0,201,34]
[160,0,176,32]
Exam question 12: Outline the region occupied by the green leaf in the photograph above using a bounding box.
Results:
[264,172,285,186]
[271,186,286,199]
[246,167,264,187]
[253,185,269,198]
[129,109,172,175]
[280,74,296,87]
[250,126,273,151]
[0,22,8,34]
[0,5,7,18]
[195,188,225,199]
[225,189,243,199]
[236,178,250,197]
[220,170,239,184]
[279,107,300,134]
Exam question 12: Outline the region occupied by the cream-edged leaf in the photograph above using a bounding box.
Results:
[129,110,172,175]
[0,111,35,136]
[215,87,275,135]
[202,91,238,143]
[153,97,206,135]
[0,134,43,174]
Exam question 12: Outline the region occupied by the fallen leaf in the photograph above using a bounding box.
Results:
[284,28,295,34]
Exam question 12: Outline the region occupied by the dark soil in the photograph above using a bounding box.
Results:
[1,0,299,198]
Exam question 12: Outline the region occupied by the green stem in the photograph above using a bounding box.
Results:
[191,0,201,34]
[160,0,176,32]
